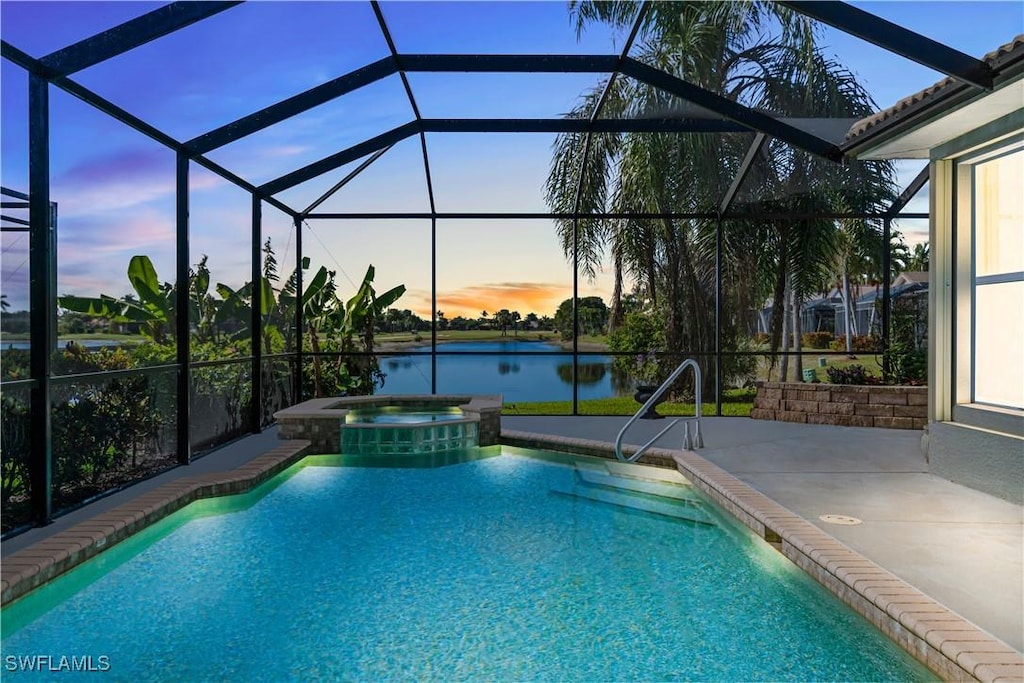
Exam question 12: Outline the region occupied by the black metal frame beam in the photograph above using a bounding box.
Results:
[568,2,649,414]
[260,122,420,195]
[293,217,304,403]
[303,211,928,221]
[881,216,893,378]
[420,118,748,134]
[256,115,749,198]
[185,58,397,154]
[1,41,299,220]
[370,2,441,393]
[719,133,767,215]
[183,53,622,156]
[1,186,30,201]
[28,73,53,525]
[251,193,262,433]
[1,215,30,227]
[887,164,929,216]
[300,145,393,217]
[400,53,620,73]
[780,1,994,90]
[39,2,242,78]
[175,152,191,465]
[621,58,843,161]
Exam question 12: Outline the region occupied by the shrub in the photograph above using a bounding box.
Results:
[607,311,665,355]
[724,337,758,388]
[825,364,881,385]
[752,332,770,346]
[829,335,878,353]
[49,346,174,512]
[1,390,31,531]
[801,331,834,349]
[882,295,928,385]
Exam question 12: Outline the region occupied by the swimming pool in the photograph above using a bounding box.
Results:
[1,447,933,681]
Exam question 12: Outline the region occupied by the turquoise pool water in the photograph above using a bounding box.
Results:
[345,406,464,424]
[1,448,933,682]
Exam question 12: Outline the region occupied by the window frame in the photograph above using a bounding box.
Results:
[953,135,1024,423]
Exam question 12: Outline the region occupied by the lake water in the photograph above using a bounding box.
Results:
[1,339,128,350]
[378,340,634,404]
[0,338,635,405]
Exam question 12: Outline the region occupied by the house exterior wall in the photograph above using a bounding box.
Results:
[926,115,1024,504]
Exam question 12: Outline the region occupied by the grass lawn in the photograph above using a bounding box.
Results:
[753,349,884,382]
[1,332,146,344]
[503,388,755,416]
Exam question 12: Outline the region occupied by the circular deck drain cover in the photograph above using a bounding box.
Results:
[819,514,863,525]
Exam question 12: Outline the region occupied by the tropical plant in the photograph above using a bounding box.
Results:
[546,1,897,389]
[826,363,881,385]
[877,293,927,385]
[907,242,930,272]
[301,263,405,397]
[58,255,176,343]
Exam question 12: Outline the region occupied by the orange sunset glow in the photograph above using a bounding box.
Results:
[404,281,574,319]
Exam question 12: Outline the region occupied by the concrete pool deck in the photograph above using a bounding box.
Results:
[2,417,1021,677]
[505,416,1024,655]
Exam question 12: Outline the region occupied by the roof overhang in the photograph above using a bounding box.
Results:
[850,75,1024,159]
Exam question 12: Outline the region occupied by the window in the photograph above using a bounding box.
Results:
[962,144,1024,410]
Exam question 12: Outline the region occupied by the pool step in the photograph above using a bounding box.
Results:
[604,460,690,485]
[576,468,703,504]
[548,464,713,526]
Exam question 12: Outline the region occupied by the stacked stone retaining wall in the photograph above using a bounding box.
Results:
[750,381,927,429]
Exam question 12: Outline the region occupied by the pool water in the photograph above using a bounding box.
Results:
[1,448,933,682]
[345,406,464,424]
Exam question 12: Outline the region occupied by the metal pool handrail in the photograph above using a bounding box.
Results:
[614,358,704,462]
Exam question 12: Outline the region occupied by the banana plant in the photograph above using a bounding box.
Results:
[340,264,406,353]
[214,277,276,344]
[296,262,405,397]
[58,255,175,344]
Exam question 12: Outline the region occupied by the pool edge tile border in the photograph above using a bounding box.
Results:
[500,429,1024,683]
[0,440,311,608]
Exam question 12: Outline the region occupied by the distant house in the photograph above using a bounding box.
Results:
[844,36,1023,503]
[755,272,928,339]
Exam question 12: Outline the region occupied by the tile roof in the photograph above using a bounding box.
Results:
[895,271,929,285]
[846,35,1024,141]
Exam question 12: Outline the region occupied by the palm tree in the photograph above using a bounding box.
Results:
[546,1,896,386]
[907,242,929,272]
[494,309,512,337]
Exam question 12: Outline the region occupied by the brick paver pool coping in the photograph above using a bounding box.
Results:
[501,429,1023,683]
[0,440,311,607]
[2,433,1020,682]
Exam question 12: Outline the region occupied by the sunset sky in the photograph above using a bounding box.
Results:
[2,1,1022,317]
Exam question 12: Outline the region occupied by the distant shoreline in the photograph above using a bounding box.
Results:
[373,337,608,353]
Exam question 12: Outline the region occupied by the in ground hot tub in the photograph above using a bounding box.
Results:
[340,406,479,455]
[274,395,502,457]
